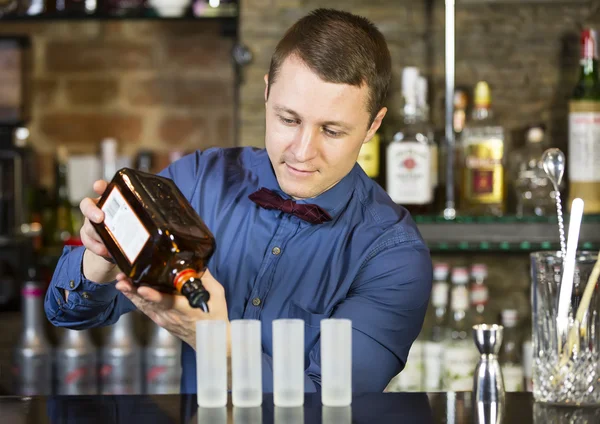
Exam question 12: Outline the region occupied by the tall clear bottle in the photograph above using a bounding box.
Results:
[386,67,435,215]
[470,264,489,326]
[145,323,182,394]
[424,263,449,391]
[460,82,506,216]
[568,28,600,214]
[99,312,143,394]
[13,267,52,396]
[510,125,555,217]
[443,267,478,391]
[499,309,523,392]
[55,329,98,395]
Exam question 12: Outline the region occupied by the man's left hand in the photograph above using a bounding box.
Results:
[115,268,230,353]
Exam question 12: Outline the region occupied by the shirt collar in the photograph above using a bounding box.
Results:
[251,148,358,221]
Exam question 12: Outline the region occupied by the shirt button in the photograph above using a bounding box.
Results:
[272,246,281,255]
[252,297,261,306]
[82,292,90,299]
[69,280,75,289]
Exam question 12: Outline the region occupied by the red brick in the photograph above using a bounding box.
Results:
[163,36,233,73]
[216,114,236,147]
[158,115,208,148]
[39,113,143,145]
[33,79,59,108]
[45,41,155,73]
[126,78,233,108]
[64,79,120,106]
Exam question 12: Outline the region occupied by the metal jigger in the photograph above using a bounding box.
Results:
[473,324,505,424]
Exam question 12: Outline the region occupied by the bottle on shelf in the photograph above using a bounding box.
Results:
[356,133,381,181]
[92,168,215,311]
[13,267,53,396]
[51,145,75,247]
[499,309,523,392]
[145,322,182,394]
[443,266,478,391]
[423,262,450,391]
[470,263,489,325]
[99,312,143,395]
[510,125,556,217]
[459,81,506,217]
[55,0,97,15]
[568,28,600,215]
[386,67,435,215]
[55,329,98,395]
[101,138,118,182]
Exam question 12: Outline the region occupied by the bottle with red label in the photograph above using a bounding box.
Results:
[55,329,98,395]
[568,28,600,214]
[386,67,436,215]
[470,263,489,325]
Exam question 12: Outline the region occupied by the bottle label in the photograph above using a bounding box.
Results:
[357,134,380,178]
[470,284,489,305]
[431,282,449,307]
[396,340,424,391]
[100,353,142,395]
[56,355,97,395]
[146,355,181,394]
[502,364,523,392]
[14,353,52,396]
[462,138,504,204]
[386,142,433,204]
[444,342,478,391]
[451,286,469,311]
[423,341,444,390]
[568,105,600,182]
[102,186,150,264]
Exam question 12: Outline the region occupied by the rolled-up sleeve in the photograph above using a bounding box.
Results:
[44,245,135,330]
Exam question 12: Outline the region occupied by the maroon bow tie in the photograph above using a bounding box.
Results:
[248,188,332,224]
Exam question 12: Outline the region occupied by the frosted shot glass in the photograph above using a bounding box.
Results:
[273,319,305,407]
[196,320,228,408]
[231,319,263,407]
[320,318,352,407]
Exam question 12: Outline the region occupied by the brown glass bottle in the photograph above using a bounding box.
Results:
[92,168,215,312]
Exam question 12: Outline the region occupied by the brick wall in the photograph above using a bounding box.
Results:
[238,0,600,152]
[0,20,235,187]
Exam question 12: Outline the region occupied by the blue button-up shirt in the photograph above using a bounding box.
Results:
[45,147,432,394]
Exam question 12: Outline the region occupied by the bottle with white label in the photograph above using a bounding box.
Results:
[424,263,449,391]
[500,309,523,392]
[92,168,216,311]
[394,336,424,392]
[568,28,600,214]
[443,267,478,391]
[470,264,489,326]
[386,67,434,215]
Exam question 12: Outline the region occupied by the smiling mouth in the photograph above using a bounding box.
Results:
[285,163,316,174]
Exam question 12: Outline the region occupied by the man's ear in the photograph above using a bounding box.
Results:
[264,74,269,103]
[364,107,387,143]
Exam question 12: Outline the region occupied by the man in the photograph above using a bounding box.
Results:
[45,8,432,393]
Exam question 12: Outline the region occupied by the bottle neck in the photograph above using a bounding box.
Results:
[22,284,46,334]
[472,105,492,121]
[107,310,137,344]
[579,58,599,80]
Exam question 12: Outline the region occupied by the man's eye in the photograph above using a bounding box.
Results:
[279,116,297,125]
[323,127,342,138]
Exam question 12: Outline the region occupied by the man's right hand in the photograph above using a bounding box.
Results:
[79,180,120,284]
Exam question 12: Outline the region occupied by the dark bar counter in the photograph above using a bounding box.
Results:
[2,392,600,423]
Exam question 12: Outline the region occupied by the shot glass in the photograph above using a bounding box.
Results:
[231,319,263,407]
[196,320,228,408]
[273,319,305,407]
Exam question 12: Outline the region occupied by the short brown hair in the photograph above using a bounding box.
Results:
[267,8,392,125]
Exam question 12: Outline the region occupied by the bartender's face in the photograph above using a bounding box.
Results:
[264,55,386,200]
